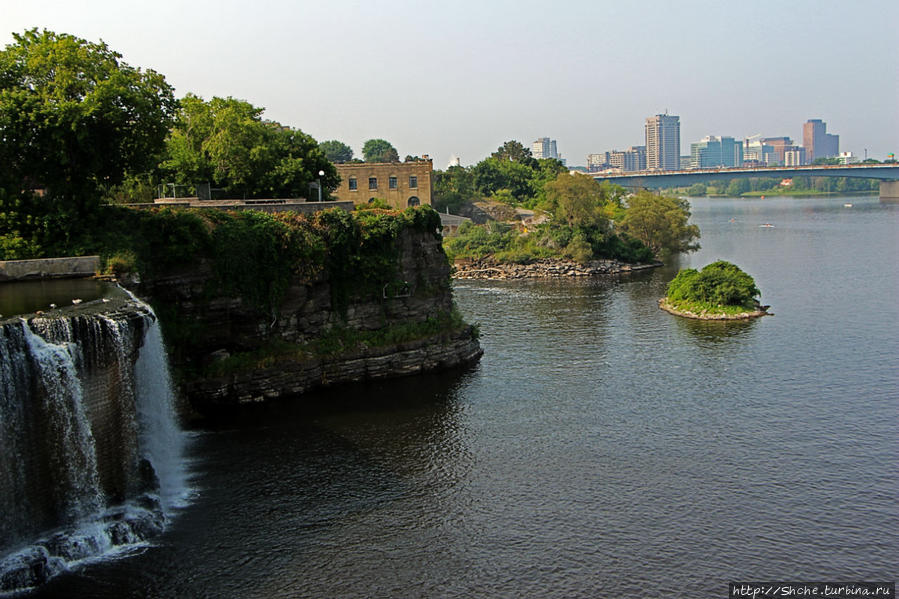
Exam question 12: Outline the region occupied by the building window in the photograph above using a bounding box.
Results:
[389,176,397,190]
[408,196,420,207]
[409,176,418,189]
[348,177,357,191]
[369,177,377,190]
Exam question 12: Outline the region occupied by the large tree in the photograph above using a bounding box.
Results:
[362,138,399,163]
[162,94,337,199]
[0,29,176,257]
[617,191,700,257]
[543,173,610,231]
[319,140,353,163]
[491,140,537,167]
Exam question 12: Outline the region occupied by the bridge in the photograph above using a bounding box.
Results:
[592,163,899,200]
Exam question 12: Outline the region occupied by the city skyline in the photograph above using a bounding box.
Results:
[2,0,897,168]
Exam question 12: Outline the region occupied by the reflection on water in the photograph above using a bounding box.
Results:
[0,279,120,317]
[673,315,758,343]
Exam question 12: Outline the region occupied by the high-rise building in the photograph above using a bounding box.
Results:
[802,119,839,162]
[784,147,807,166]
[744,139,776,166]
[645,114,680,170]
[532,137,558,160]
[761,137,794,165]
[589,146,645,172]
[586,153,610,172]
[690,136,743,169]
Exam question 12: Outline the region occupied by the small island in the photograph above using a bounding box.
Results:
[659,260,771,320]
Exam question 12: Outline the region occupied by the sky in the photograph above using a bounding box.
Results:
[3,0,898,168]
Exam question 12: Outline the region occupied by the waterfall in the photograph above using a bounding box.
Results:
[0,294,190,593]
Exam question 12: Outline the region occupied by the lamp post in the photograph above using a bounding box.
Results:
[317,170,324,202]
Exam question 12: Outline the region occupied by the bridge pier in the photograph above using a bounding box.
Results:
[881,180,899,202]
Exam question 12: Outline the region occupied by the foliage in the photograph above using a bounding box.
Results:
[666,260,760,310]
[726,178,751,196]
[491,140,538,167]
[543,173,610,230]
[0,29,176,257]
[617,191,700,258]
[319,139,353,163]
[160,94,337,200]
[432,165,478,213]
[356,198,391,210]
[686,183,707,196]
[443,219,653,265]
[362,138,400,163]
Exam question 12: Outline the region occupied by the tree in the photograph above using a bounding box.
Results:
[543,173,609,231]
[491,140,538,168]
[0,29,177,257]
[617,191,700,258]
[726,178,751,196]
[471,158,535,203]
[319,140,353,163]
[667,261,760,308]
[161,94,337,199]
[362,138,399,163]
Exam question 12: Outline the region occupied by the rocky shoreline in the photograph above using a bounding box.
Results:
[452,258,661,280]
[658,297,772,320]
[186,326,483,410]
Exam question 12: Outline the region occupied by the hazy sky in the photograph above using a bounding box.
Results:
[3,0,898,167]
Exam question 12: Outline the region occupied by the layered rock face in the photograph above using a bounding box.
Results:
[133,228,482,411]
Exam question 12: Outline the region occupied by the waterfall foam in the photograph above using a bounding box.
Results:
[0,292,191,593]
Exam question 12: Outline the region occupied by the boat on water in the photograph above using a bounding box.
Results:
[760,223,775,228]
[844,203,853,207]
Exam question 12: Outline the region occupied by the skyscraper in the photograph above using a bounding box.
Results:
[802,119,839,162]
[645,114,680,170]
[690,136,743,169]
[531,137,558,160]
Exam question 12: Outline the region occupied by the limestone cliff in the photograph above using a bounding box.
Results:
[129,223,482,412]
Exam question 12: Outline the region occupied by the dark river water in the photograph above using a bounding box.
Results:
[32,195,898,598]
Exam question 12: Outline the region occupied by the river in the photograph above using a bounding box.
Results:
[30,195,898,598]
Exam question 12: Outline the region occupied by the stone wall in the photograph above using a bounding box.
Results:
[0,256,99,282]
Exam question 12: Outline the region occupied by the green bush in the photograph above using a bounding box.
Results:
[667,260,760,309]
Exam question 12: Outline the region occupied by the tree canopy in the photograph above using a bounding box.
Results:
[362,138,399,163]
[617,191,700,257]
[667,260,760,309]
[0,28,177,256]
[544,173,610,231]
[161,94,337,199]
[491,140,537,167]
[319,140,353,163]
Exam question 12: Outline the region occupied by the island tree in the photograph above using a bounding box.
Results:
[617,191,700,258]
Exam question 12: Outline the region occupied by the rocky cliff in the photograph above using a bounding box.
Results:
[129,217,482,412]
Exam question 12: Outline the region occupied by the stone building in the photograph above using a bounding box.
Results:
[333,158,433,209]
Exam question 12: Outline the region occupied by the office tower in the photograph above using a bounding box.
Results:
[802,119,840,161]
[645,114,680,170]
[690,136,743,168]
[532,137,558,160]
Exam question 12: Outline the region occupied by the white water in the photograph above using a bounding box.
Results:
[135,318,191,511]
[20,323,105,524]
[0,293,191,593]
